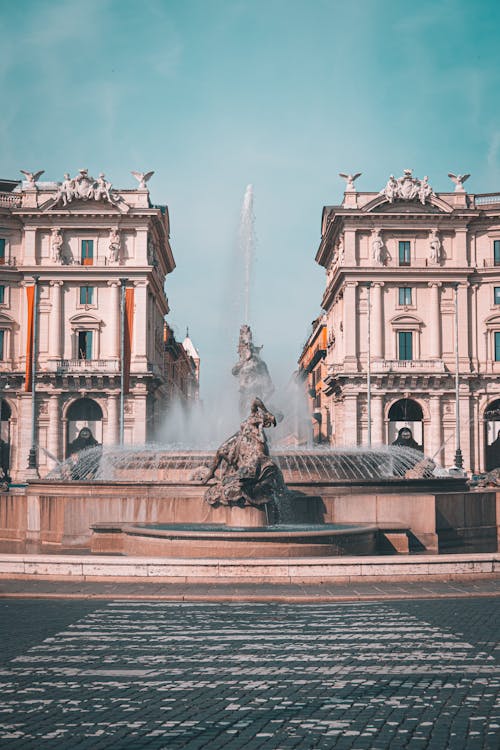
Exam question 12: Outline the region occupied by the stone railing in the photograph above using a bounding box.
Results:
[55,359,120,374]
[0,192,22,207]
[372,360,446,373]
[474,193,500,206]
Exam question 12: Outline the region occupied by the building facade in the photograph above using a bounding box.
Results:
[297,316,328,443]
[164,324,200,405]
[313,169,500,472]
[0,169,175,479]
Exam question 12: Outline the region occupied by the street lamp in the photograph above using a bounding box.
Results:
[119,277,128,446]
[366,282,372,447]
[27,275,40,474]
[454,283,463,470]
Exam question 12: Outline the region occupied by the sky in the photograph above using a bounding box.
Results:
[1,0,500,400]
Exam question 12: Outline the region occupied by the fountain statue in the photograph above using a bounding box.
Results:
[202,397,287,517]
[232,324,274,417]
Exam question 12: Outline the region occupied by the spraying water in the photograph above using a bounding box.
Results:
[239,184,255,324]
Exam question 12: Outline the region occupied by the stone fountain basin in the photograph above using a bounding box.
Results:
[91,521,379,558]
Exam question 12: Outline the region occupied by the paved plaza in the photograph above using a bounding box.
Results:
[0,598,498,748]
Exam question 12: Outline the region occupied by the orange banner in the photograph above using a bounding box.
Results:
[25,285,35,392]
[124,287,134,394]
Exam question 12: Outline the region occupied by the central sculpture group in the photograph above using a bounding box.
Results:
[203,397,287,518]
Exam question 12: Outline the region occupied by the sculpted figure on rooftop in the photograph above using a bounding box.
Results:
[380,169,434,204]
[20,169,44,187]
[339,172,361,191]
[448,172,470,192]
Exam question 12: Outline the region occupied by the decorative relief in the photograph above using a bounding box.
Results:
[108,228,121,265]
[54,169,121,207]
[428,229,442,264]
[371,229,385,265]
[380,169,434,205]
[50,228,72,264]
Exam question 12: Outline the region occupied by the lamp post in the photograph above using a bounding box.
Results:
[454,283,463,469]
[119,278,128,446]
[27,275,40,474]
[366,282,372,447]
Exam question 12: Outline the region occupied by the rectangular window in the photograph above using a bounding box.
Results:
[0,330,4,360]
[399,241,411,266]
[79,286,94,305]
[81,240,94,265]
[77,331,93,360]
[0,239,5,265]
[398,287,412,306]
[0,286,5,304]
[495,332,500,362]
[398,331,413,361]
[495,287,500,305]
[494,240,500,266]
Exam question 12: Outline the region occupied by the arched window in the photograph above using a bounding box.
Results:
[484,399,500,470]
[66,398,103,455]
[388,398,424,449]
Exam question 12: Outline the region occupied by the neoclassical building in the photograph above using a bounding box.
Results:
[0,169,175,478]
[311,169,500,472]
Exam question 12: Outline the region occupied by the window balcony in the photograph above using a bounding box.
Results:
[371,359,446,373]
[54,359,120,374]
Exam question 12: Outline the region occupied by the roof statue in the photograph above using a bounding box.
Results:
[53,169,121,207]
[131,171,155,189]
[339,172,361,191]
[448,172,470,192]
[379,169,434,205]
[20,169,44,186]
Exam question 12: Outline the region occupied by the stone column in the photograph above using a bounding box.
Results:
[428,282,442,359]
[343,282,358,367]
[428,396,442,463]
[371,394,385,445]
[47,395,60,467]
[106,394,119,445]
[371,282,384,360]
[133,281,148,367]
[107,281,120,360]
[48,281,63,361]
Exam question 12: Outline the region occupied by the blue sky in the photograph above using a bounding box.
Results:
[2,0,500,398]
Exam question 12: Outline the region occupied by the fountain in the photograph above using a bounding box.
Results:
[1,186,494,562]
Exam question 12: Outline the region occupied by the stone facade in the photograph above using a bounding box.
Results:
[313,170,500,472]
[0,170,175,479]
[163,325,200,404]
[298,316,328,443]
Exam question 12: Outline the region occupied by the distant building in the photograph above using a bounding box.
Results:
[0,168,175,478]
[312,169,500,472]
[297,316,328,443]
[163,325,200,405]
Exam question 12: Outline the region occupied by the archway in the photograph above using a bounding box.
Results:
[388,398,424,449]
[0,399,11,479]
[66,398,103,456]
[484,400,500,470]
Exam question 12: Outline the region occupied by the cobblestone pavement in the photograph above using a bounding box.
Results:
[0,598,498,749]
